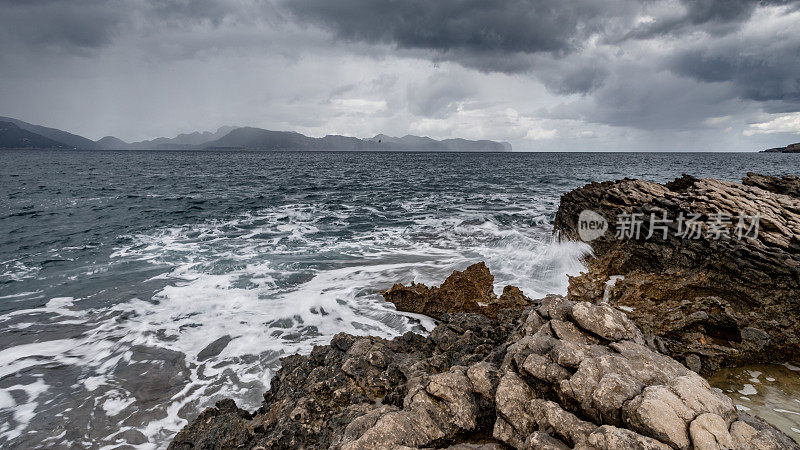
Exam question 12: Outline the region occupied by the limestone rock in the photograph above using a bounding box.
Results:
[554,174,800,373]
[571,302,643,343]
[742,172,800,198]
[579,425,672,450]
[689,413,734,450]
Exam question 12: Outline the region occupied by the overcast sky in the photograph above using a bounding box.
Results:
[1,0,799,151]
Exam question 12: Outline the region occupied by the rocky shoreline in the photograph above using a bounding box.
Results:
[761,142,800,153]
[554,173,800,375]
[169,174,800,449]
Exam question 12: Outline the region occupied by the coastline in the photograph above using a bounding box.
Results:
[170,173,800,449]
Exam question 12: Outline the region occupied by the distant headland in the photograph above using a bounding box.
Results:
[761,142,800,153]
[0,116,511,152]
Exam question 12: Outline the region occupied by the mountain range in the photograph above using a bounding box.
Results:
[0,116,511,152]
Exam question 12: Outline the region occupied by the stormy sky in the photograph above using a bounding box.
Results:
[1,0,799,151]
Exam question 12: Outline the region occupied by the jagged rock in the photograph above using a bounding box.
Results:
[169,399,253,449]
[170,267,797,450]
[381,262,532,320]
[742,172,800,198]
[554,174,800,373]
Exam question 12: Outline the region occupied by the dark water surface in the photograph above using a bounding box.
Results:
[2,150,799,448]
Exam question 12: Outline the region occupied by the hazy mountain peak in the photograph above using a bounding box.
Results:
[95,136,130,149]
[0,116,510,152]
[0,115,96,149]
[0,121,70,148]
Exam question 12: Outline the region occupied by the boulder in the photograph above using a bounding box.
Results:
[689,413,735,450]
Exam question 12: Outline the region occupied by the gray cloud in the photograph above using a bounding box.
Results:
[407,73,476,117]
[669,36,800,105]
[577,70,743,130]
[623,0,770,39]
[0,0,799,151]
[283,0,638,70]
[0,0,281,56]
[284,0,800,122]
[0,0,127,53]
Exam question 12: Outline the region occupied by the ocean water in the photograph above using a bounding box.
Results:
[1,150,799,448]
[709,363,800,442]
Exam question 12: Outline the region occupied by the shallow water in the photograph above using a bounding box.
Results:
[2,150,800,448]
[710,363,800,443]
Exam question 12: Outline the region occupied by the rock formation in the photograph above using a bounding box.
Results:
[554,174,800,374]
[169,263,797,449]
[742,172,800,198]
[381,262,531,320]
[761,142,800,153]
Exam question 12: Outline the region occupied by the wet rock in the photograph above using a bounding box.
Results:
[685,353,703,373]
[554,174,800,373]
[170,266,797,450]
[196,334,233,361]
[118,428,148,446]
[381,262,532,320]
[169,399,253,450]
[729,420,759,447]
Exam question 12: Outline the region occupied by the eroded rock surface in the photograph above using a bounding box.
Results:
[381,262,532,320]
[742,172,800,198]
[169,266,796,449]
[554,174,800,374]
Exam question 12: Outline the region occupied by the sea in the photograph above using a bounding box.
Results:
[2,150,799,448]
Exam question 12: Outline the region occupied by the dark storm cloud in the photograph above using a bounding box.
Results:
[534,56,611,95]
[669,40,800,104]
[145,0,282,27]
[285,0,800,115]
[624,0,778,38]
[0,0,127,53]
[0,0,278,55]
[283,0,635,68]
[573,69,743,130]
[282,0,793,65]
